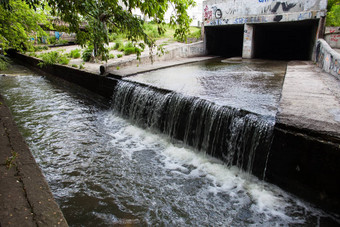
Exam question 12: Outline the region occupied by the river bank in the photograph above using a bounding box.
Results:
[0,93,68,226]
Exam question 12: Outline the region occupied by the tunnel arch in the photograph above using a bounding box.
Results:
[204,25,244,57]
[252,20,319,60]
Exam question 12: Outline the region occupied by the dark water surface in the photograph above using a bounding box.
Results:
[0,63,339,226]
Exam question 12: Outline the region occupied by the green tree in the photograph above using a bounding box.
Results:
[51,0,194,60]
[0,0,49,54]
[3,0,194,60]
[327,0,340,26]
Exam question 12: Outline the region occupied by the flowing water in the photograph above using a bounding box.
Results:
[127,59,287,117]
[0,63,339,226]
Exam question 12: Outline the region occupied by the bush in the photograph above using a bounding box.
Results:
[109,54,115,59]
[71,64,78,68]
[123,47,136,55]
[68,49,81,59]
[0,55,11,71]
[58,55,70,65]
[122,42,142,56]
[37,51,70,67]
[58,39,69,45]
[82,47,93,62]
[117,54,123,58]
[34,46,49,52]
[113,41,123,50]
[48,36,57,45]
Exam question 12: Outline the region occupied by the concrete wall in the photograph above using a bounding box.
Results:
[203,0,327,26]
[315,39,340,80]
[101,42,206,74]
[324,27,340,49]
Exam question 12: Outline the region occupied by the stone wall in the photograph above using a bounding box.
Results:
[324,27,340,49]
[203,0,327,26]
[315,39,340,80]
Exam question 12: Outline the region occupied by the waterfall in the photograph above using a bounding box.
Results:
[112,80,274,178]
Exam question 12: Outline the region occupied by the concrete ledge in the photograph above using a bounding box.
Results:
[0,95,68,226]
[315,39,340,80]
[100,41,206,75]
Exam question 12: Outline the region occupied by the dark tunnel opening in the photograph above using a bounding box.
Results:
[205,25,244,57]
[253,20,319,60]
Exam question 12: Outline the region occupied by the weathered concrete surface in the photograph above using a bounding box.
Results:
[277,61,340,141]
[203,0,327,26]
[0,95,68,227]
[33,40,205,75]
[267,60,340,214]
[325,27,340,49]
[107,56,217,78]
[315,39,340,80]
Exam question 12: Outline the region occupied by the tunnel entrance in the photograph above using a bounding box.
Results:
[205,25,244,57]
[253,20,319,60]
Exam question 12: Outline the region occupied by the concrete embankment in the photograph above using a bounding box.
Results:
[267,61,340,214]
[7,49,340,215]
[0,94,68,226]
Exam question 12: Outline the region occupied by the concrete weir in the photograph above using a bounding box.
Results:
[7,50,340,215]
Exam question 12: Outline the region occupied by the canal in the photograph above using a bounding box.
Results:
[0,61,339,226]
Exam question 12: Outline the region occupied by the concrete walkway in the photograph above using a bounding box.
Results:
[0,95,68,227]
[107,56,217,78]
[277,61,340,141]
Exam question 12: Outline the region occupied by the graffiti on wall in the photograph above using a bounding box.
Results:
[203,0,326,26]
[316,39,340,79]
[324,27,340,49]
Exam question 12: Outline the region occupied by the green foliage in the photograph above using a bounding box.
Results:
[0,55,11,71]
[113,41,123,50]
[1,0,194,60]
[37,51,70,67]
[0,0,49,53]
[109,54,115,59]
[34,45,49,52]
[117,54,123,58]
[144,23,162,38]
[68,49,81,58]
[188,28,201,39]
[327,2,340,26]
[124,47,136,55]
[58,55,69,65]
[81,47,93,62]
[79,64,84,69]
[58,39,69,45]
[71,64,78,68]
[28,52,38,57]
[48,36,57,45]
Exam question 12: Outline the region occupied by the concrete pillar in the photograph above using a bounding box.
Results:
[242,24,254,59]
